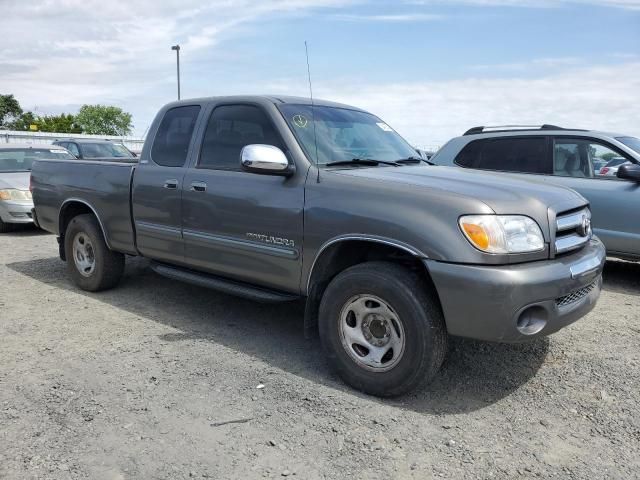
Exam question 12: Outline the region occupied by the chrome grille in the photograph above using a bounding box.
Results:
[555,280,597,308]
[554,207,592,255]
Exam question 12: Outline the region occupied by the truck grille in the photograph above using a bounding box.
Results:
[555,280,597,308]
[554,207,592,255]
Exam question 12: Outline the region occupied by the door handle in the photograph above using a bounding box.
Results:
[163,179,178,189]
[190,181,207,192]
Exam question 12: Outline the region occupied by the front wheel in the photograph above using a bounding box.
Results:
[318,261,448,397]
[64,214,125,292]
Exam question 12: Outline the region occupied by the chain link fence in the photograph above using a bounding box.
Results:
[0,130,145,151]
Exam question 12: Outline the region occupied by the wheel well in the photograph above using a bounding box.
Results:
[58,202,100,261]
[303,240,436,337]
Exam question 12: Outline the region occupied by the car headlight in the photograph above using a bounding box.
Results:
[0,189,32,201]
[459,215,545,254]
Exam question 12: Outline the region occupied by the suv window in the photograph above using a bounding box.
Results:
[81,142,133,159]
[199,105,283,170]
[455,137,549,174]
[66,142,80,157]
[553,138,628,178]
[151,105,201,167]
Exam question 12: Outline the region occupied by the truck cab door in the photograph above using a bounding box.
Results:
[132,105,202,265]
[181,103,305,294]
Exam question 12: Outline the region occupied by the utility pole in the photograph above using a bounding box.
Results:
[171,45,181,100]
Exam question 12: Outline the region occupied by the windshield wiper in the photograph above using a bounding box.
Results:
[395,156,435,165]
[325,158,401,167]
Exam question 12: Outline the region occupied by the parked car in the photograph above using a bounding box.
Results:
[0,144,75,232]
[598,157,631,176]
[430,126,640,261]
[31,97,605,396]
[592,158,608,175]
[51,138,136,160]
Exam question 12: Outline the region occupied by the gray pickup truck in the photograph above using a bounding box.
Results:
[31,96,605,396]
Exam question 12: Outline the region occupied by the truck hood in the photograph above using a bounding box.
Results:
[0,172,30,191]
[333,165,586,215]
[333,164,588,246]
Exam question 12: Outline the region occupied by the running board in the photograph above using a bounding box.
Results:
[150,262,299,303]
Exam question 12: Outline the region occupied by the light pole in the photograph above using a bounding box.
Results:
[171,44,181,100]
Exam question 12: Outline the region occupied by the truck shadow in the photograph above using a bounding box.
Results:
[602,259,640,295]
[8,255,555,415]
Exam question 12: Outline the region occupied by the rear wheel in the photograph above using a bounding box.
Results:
[318,261,448,397]
[64,214,124,291]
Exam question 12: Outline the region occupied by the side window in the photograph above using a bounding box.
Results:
[199,104,284,170]
[151,105,201,167]
[455,137,549,174]
[553,138,629,179]
[66,143,80,158]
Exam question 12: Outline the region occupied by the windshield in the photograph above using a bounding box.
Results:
[616,136,640,155]
[81,143,134,158]
[0,148,75,172]
[278,104,418,165]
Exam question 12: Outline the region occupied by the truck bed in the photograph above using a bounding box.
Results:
[31,159,138,255]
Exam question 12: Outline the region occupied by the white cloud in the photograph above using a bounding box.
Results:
[0,0,359,130]
[406,0,640,8]
[263,61,640,148]
[332,13,444,21]
[2,0,638,142]
[470,57,584,72]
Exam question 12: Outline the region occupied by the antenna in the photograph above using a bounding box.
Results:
[305,41,320,183]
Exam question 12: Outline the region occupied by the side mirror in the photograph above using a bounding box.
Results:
[616,163,640,182]
[240,144,295,177]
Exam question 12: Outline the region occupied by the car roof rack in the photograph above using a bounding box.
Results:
[463,124,567,135]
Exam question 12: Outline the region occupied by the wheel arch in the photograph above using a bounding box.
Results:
[303,236,438,338]
[59,199,112,259]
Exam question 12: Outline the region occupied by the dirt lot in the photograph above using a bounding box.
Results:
[1,227,639,480]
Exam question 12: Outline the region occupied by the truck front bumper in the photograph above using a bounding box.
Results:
[0,200,34,225]
[425,238,606,343]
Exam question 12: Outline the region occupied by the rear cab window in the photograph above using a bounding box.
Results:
[455,137,550,174]
[151,105,201,167]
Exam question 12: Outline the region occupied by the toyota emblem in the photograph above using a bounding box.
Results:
[578,215,592,238]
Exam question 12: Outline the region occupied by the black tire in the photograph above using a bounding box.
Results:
[0,218,14,233]
[64,214,125,292]
[318,261,448,397]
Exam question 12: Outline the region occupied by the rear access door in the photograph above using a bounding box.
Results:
[132,104,203,265]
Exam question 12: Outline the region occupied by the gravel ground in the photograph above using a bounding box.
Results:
[1,226,639,480]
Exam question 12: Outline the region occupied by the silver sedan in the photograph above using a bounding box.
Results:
[0,144,75,232]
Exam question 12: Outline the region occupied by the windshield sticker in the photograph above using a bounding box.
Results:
[376,122,393,132]
[292,114,308,128]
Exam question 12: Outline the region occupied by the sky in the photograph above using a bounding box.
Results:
[1,0,639,148]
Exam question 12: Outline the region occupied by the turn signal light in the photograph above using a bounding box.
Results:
[461,223,490,250]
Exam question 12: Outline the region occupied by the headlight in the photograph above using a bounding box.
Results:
[0,189,32,201]
[459,215,545,254]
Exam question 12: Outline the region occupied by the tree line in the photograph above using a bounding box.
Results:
[0,94,133,136]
